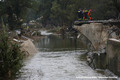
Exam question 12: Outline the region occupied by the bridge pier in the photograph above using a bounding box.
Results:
[106,39,120,76]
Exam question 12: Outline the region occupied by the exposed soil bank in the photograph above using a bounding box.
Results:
[21,39,39,55]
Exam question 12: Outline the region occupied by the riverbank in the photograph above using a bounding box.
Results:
[8,29,43,56]
[11,29,61,56]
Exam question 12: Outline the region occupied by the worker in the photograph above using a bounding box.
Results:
[83,9,85,20]
[77,9,83,20]
[84,9,88,20]
[88,9,91,20]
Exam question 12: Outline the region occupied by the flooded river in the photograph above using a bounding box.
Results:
[17,32,106,80]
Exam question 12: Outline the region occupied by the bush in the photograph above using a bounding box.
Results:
[0,17,23,79]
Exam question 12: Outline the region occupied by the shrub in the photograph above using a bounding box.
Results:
[0,17,23,79]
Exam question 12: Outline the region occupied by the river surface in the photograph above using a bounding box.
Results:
[17,31,106,80]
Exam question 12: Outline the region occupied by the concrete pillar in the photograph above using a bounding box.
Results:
[106,38,120,76]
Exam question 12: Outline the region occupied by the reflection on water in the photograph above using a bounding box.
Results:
[17,34,106,80]
[35,35,86,51]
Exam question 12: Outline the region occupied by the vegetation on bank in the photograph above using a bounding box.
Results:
[0,0,120,30]
[0,17,23,79]
[0,0,40,30]
[30,0,120,27]
[47,27,61,33]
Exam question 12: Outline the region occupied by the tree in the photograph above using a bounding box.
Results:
[0,0,40,30]
[113,0,120,11]
[113,0,120,18]
[35,0,119,28]
[37,0,53,26]
[50,0,79,27]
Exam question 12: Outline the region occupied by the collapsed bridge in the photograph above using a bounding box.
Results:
[73,20,120,76]
[74,20,120,51]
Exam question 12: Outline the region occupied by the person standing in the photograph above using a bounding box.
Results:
[78,9,83,20]
[84,9,88,20]
[83,9,85,20]
[88,9,92,20]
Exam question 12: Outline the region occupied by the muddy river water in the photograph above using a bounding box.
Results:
[17,31,107,80]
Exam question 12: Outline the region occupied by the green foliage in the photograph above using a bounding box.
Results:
[37,0,119,27]
[113,0,120,12]
[50,0,75,25]
[0,0,40,30]
[1,0,120,29]
[47,27,61,33]
[0,17,23,79]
